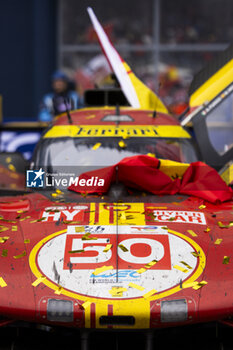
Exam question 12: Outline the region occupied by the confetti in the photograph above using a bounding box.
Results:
[54,286,63,295]
[187,229,197,237]
[173,265,189,273]
[75,226,85,233]
[191,251,200,257]
[0,236,9,243]
[136,268,146,274]
[192,281,208,290]
[180,261,192,269]
[1,249,8,257]
[103,244,112,252]
[223,256,230,264]
[6,157,12,163]
[118,140,126,148]
[109,286,127,297]
[143,289,157,299]
[92,142,101,150]
[145,260,158,269]
[0,226,9,233]
[81,232,97,240]
[12,226,18,231]
[182,281,199,289]
[204,227,211,233]
[128,282,145,291]
[147,153,155,158]
[13,250,26,259]
[92,265,114,276]
[80,301,91,309]
[122,134,130,139]
[218,221,233,228]
[24,239,30,244]
[118,244,128,252]
[85,114,96,119]
[56,189,64,195]
[68,249,85,253]
[0,277,7,287]
[214,238,222,245]
[19,216,31,221]
[32,276,46,287]
[8,164,16,172]
[199,205,206,209]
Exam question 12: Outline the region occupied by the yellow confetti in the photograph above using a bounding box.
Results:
[92,265,113,276]
[56,189,64,194]
[0,236,9,243]
[13,250,26,259]
[218,221,233,228]
[187,229,197,237]
[32,276,46,287]
[54,286,63,295]
[12,226,18,231]
[182,281,199,289]
[192,281,208,290]
[24,239,30,244]
[6,157,12,163]
[118,140,126,148]
[173,265,189,273]
[85,114,96,119]
[147,153,155,158]
[223,256,230,264]
[75,226,85,233]
[0,277,7,287]
[19,216,31,221]
[92,142,101,150]
[118,244,128,252]
[145,260,158,269]
[51,193,58,198]
[81,232,97,240]
[68,249,85,253]
[103,244,112,252]
[204,227,211,233]
[8,164,16,172]
[128,282,145,291]
[180,261,192,269]
[143,289,157,299]
[191,251,200,257]
[199,205,206,209]
[214,238,222,245]
[0,226,9,233]
[109,286,127,297]
[1,249,8,257]
[81,301,91,309]
[136,268,146,274]
[122,134,130,139]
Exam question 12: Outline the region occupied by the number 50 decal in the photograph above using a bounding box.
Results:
[63,234,171,270]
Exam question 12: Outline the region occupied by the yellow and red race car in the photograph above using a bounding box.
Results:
[0,8,233,350]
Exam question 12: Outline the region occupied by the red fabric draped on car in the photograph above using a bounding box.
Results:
[68,155,233,203]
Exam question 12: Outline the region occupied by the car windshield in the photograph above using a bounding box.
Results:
[33,137,197,176]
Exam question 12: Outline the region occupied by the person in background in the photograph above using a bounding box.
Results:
[38,71,83,122]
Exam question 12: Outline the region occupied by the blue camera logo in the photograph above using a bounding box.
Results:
[26,169,45,188]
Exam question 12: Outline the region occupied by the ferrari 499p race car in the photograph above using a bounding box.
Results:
[0,8,233,350]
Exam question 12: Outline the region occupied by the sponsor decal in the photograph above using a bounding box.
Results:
[29,225,206,301]
[43,125,190,139]
[151,211,206,225]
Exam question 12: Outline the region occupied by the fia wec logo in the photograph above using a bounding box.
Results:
[26,168,45,187]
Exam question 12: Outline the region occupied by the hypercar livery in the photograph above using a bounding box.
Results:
[0,7,233,350]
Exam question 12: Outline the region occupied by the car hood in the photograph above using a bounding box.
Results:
[0,192,232,329]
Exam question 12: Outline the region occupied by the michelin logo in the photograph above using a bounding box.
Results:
[26,168,45,188]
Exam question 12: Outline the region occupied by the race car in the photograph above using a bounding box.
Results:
[0,8,233,350]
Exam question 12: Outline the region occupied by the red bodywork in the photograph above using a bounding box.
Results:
[0,108,232,330]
